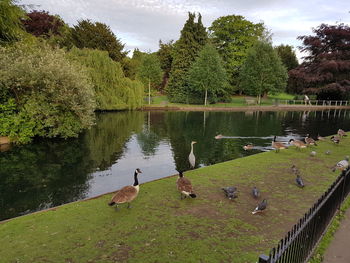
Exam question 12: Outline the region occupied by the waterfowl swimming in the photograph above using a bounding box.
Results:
[177,171,197,199]
[272,136,286,152]
[305,134,317,146]
[330,135,340,144]
[332,156,349,172]
[222,186,238,200]
[296,174,305,188]
[291,165,300,175]
[243,143,254,151]
[338,129,347,138]
[108,168,142,210]
[215,134,223,139]
[289,139,307,150]
[252,187,260,199]
[252,199,267,214]
[188,141,197,169]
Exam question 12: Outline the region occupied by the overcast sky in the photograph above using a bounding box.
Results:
[19,0,349,60]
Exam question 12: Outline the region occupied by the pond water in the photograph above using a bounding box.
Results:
[1,109,350,221]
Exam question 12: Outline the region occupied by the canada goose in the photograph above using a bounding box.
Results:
[108,168,142,210]
[296,174,305,188]
[214,134,223,139]
[222,186,238,200]
[338,129,347,138]
[252,199,267,214]
[289,139,307,150]
[243,143,254,151]
[252,187,260,199]
[291,165,300,175]
[305,134,317,146]
[177,171,197,199]
[332,156,349,172]
[272,136,286,152]
[188,141,197,169]
[317,134,325,141]
[330,135,340,144]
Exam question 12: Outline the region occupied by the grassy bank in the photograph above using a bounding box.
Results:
[0,135,349,263]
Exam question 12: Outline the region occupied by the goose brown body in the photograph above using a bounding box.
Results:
[272,136,286,152]
[305,134,317,146]
[177,171,196,199]
[289,139,306,149]
[108,168,142,208]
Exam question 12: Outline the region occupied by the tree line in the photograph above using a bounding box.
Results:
[1,0,349,143]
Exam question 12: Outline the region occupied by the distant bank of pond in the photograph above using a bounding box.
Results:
[1,109,350,221]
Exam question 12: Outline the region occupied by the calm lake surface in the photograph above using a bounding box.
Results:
[1,109,350,221]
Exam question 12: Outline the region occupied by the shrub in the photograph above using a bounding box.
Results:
[0,41,95,143]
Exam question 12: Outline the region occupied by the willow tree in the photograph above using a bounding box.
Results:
[187,44,228,105]
[0,0,26,45]
[239,41,287,104]
[67,48,143,110]
[167,12,207,102]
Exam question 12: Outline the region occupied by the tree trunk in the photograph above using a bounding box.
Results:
[204,89,208,106]
[148,78,151,105]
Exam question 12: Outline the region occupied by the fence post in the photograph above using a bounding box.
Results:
[258,254,270,263]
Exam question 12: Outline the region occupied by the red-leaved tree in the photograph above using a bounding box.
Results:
[288,23,350,100]
[22,10,64,38]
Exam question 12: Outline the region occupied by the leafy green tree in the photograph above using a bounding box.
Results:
[71,19,127,62]
[167,12,208,102]
[0,0,26,45]
[209,15,266,91]
[0,41,95,143]
[67,47,143,110]
[187,44,228,105]
[274,44,299,71]
[122,48,145,80]
[137,53,162,104]
[239,41,287,103]
[157,40,174,91]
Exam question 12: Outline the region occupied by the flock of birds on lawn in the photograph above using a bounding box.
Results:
[108,129,349,215]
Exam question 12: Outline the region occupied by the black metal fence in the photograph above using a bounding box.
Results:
[258,167,350,263]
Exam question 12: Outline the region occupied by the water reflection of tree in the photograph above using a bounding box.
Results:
[0,139,92,221]
[84,111,143,170]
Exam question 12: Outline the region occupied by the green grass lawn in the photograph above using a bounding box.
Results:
[0,135,349,263]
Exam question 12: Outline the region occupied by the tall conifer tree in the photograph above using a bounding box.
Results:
[167,12,207,102]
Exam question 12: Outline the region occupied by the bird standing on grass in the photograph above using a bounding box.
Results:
[296,174,305,188]
[305,134,317,146]
[272,136,286,152]
[108,168,142,210]
[177,171,197,199]
[189,141,197,169]
[331,135,341,144]
[222,186,238,200]
[289,139,307,150]
[338,129,347,138]
[332,156,349,172]
[252,187,260,199]
[252,199,267,214]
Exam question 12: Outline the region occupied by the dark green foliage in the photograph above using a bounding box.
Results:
[239,41,288,102]
[137,53,162,90]
[167,12,208,102]
[187,44,228,104]
[71,19,128,62]
[157,40,174,91]
[209,15,266,91]
[123,48,146,80]
[288,24,350,100]
[274,44,299,71]
[0,0,26,45]
[0,41,95,143]
[67,47,143,110]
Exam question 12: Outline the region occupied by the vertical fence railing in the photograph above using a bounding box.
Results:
[258,168,350,263]
[276,100,349,106]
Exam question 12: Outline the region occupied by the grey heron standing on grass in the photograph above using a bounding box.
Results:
[189,141,197,169]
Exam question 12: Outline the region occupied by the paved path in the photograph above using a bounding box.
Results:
[323,207,350,263]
